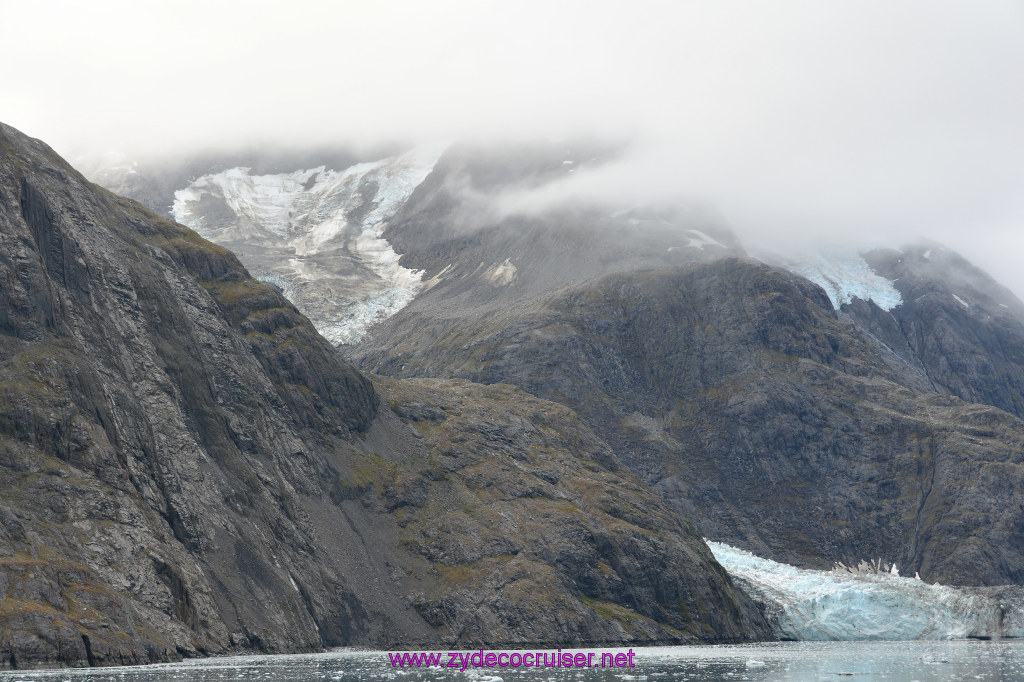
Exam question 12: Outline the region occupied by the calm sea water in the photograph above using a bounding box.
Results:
[2,641,1023,681]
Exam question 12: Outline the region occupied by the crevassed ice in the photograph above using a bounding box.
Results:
[172,144,446,345]
[707,540,1023,641]
[783,250,902,311]
[318,285,424,346]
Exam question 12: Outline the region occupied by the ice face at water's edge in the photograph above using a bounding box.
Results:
[707,540,1024,641]
[172,144,447,345]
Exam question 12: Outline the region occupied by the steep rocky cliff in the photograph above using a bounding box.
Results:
[89,138,1024,590]
[0,123,768,668]
[1,121,423,667]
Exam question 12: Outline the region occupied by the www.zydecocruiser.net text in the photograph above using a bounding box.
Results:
[388,648,637,670]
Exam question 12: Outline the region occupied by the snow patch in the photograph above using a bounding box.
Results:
[707,540,1023,641]
[484,258,517,286]
[667,230,728,253]
[783,250,903,311]
[952,294,969,308]
[422,264,454,292]
[685,229,725,250]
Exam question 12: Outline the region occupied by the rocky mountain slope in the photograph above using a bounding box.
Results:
[91,142,741,347]
[357,255,1024,586]
[372,377,767,645]
[0,123,768,668]
[858,245,1024,418]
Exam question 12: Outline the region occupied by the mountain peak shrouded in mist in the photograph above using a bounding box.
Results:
[4,2,1024,298]
[91,139,746,346]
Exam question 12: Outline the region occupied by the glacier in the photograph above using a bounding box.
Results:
[707,541,1024,641]
[781,249,903,311]
[172,144,446,345]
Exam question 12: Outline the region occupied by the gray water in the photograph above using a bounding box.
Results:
[2,641,1023,681]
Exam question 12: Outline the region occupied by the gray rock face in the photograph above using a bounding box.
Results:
[373,377,771,645]
[0,122,430,667]
[855,245,1024,418]
[0,123,768,668]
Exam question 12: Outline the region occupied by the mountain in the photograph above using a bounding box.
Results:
[345,146,1024,587]
[90,140,1024,592]
[82,133,1024,645]
[358,255,1024,587]
[858,245,1024,417]
[370,376,768,645]
[0,123,769,668]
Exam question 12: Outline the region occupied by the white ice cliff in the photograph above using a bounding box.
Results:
[172,144,446,345]
[707,541,1024,641]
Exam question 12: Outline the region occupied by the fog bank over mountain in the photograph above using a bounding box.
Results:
[3,1,1023,293]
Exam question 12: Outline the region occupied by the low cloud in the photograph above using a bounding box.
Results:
[4,1,1023,293]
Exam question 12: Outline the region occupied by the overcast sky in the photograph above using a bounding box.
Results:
[3,1,1024,295]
